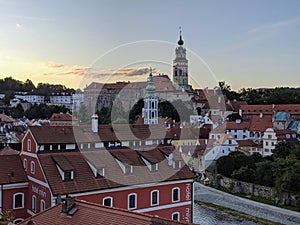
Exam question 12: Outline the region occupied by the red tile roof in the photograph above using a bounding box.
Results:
[0,155,28,185]
[29,124,171,145]
[19,199,193,225]
[38,147,194,196]
[0,146,19,155]
[241,104,300,115]
[0,114,15,123]
[85,75,176,92]
[226,121,250,130]
[249,115,273,132]
[50,113,72,121]
[237,140,259,147]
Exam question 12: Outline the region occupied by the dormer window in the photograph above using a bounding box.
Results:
[116,159,133,174]
[52,155,75,181]
[64,170,74,181]
[87,161,105,178]
[141,157,158,172]
[173,161,182,169]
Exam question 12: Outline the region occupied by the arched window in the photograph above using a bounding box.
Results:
[172,212,180,221]
[40,200,46,212]
[30,161,35,174]
[23,159,27,171]
[172,187,180,202]
[32,195,36,212]
[13,193,24,209]
[13,218,24,224]
[102,197,113,207]
[150,190,159,206]
[27,139,31,151]
[128,193,137,209]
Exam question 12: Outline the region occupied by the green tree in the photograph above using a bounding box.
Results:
[272,141,294,159]
[232,166,255,183]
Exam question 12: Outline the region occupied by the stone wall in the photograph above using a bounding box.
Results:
[208,173,300,207]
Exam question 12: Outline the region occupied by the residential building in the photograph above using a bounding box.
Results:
[19,198,193,225]
[20,122,194,223]
[0,147,28,224]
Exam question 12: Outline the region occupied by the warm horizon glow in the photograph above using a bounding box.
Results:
[1,0,300,90]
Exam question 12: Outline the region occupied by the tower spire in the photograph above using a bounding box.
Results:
[178,26,184,46]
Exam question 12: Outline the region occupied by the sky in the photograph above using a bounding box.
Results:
[0,0,300,90]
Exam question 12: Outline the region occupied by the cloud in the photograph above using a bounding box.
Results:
[15,23,21,29]
[227,17,300,50]
[43,62,91,77]
[112,67,160,77]
[44,63,66,68]
[247,17,300,35]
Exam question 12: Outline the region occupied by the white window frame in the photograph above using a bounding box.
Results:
[32,195,36,212]
[27,139,31,151]
[102,196,113,207]
[172,187,180,203]
[13,192,24,209]
[172,212,180,221]
[23,159,27,171]
[150,190,159,206]
[128,193,137,210]
[30,161,35,174]
[40,200,45,212]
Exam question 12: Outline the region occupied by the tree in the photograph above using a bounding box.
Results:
[78,104,90,124]
[272,141,294,159]
[253,160,275,187]
[232,166,255,183]
[129,99,144,124]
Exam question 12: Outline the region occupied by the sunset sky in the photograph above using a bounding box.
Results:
[1,0,300,90]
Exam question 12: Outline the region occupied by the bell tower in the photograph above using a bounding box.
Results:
[173,27,189,90]
[142,69,158,124]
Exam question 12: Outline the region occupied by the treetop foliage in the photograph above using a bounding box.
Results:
[216,142,300,193]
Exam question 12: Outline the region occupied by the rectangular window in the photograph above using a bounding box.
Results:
[128,193,137,209]
[13,193,24,209]
[268,135,272,139]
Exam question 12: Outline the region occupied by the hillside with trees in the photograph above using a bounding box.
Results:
[219,81,300,104]
[216,142,300,193]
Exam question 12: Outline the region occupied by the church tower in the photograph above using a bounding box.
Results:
[143,69,158,124]
[173,28,189,90]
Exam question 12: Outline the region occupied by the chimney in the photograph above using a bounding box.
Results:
[91,114,98,133]
[61,196,75,215]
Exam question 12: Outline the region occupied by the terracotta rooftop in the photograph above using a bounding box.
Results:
[50,113,72,121]
[38,147,194,196]
[0,155,28,185]
[0,146,19,155]
[241,104,300,115]
[249,115,273,132]
[0,114,15,123]
[226,121,250,130]
[237,140,260,147]
[29,124,171,145]
[19,199,193,225]
[85,75,176,92]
